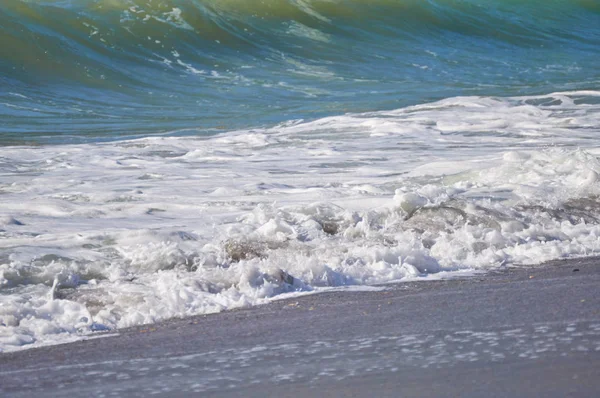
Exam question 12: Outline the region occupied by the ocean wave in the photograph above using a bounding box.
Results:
[1,0,599,143]
[3,0,597,72]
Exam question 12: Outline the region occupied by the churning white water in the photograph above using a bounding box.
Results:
[2,91,600,351]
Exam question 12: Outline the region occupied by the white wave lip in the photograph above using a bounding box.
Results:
[1,91,600,351]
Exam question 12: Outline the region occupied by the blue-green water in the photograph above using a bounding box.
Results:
[1,0,599,144]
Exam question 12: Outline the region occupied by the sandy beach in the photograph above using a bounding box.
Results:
[1,257,599,397]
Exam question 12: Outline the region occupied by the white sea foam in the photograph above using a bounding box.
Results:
[1,91,600,351]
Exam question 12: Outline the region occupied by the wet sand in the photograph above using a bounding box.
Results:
[1,257,600,397]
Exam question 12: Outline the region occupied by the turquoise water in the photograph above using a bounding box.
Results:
[1,0,599,144]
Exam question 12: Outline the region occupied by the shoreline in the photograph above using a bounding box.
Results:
[2,256,600,397]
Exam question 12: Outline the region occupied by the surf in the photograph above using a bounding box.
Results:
[2,90,600,351]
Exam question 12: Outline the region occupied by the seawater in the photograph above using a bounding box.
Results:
[2,0,600,143]
[1,0,600,351]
